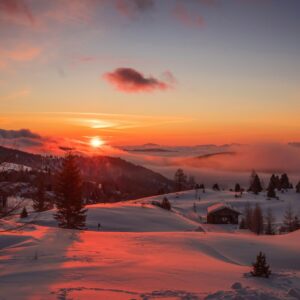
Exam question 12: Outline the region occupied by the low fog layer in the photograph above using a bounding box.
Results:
[117,143,300,187]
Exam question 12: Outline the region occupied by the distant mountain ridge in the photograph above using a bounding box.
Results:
[0,146,174,201]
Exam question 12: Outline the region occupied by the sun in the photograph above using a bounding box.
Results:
[90,137,104,148]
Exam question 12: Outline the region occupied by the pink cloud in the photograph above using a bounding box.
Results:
[0,0,35,26]
[6,46,41,61]
[173,3,205,28]
[103,68,173,93]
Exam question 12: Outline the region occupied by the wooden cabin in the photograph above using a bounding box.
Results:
[207,203,241,224]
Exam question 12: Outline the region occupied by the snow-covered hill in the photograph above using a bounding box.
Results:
[23,189,300,232]
[0,189,300,299]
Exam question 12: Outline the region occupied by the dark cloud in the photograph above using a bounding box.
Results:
[0,128,41,139]
[59,146,75,152]
[115,0,155,17]
[103,67,172,93]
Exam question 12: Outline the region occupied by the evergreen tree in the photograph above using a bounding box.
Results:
[265,208,275,235]
[161,197,171,210]
[54,153,87,229]
[251,252,271,278]
[174,169,187,192]
[249,172,263,194]
[187,175,196,189]
[280,173,290,190]
[235,183,241,193]
[20,207,28,218]
[244,202,253,230]
[267,180,276,199]
[212,183,220,191]
[296,181,300,193]
[293,216,300,231]
[283,204,294,232]
[33,174,47,212]
[252,203,264,235]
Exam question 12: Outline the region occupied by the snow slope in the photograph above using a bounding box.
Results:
[0,189,300,299]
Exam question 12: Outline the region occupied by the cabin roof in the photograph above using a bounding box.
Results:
[207,203,241,215]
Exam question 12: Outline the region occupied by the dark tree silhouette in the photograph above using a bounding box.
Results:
[249,172,263,194]
[251,252,271,278]
[174,169,187,192]
[33,174,48,212]
[280,173,291,190]
[161,197,171,210]
[267,180,276,199]
[283,204,294,232]
[20,207,28,218]
[212,183,220,191]
[54,153,87,229]
[244,202,253,230]
[252,203,264,235]
[296,181,300,193]
[265,208,275,235]
[234,183,241,193]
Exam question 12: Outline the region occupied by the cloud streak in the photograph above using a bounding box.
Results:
[173,3,205,28]
[103,67,173,93]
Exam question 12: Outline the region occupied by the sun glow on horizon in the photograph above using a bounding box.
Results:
[90,137,105,148]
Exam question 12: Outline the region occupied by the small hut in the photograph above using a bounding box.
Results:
[207,203,241,224]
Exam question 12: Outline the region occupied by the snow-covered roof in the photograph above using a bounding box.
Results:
[207,203,241,215]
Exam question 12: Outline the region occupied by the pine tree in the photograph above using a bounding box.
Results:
[251,252,271,278]
[212,183,220,191]
[267,180,276,199]
[244,202,253,230]
[249,172,263,194]
[280,173,290,190]
[161,197,171,210]
[292,216,300,231]
[265,208,275,235]
[33,174,47,212]
[296,181,300,193]
[283,204,294,232]
[235,183,241,193]
[54,153,87,229]
[174,169,187,192]
[20,207,28,218]
[252,203,264,235]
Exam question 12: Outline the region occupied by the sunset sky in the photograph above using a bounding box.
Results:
[0,0,299,153]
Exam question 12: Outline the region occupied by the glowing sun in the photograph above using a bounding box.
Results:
[90,137,104,148]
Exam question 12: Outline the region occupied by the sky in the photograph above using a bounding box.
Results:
[0,0,299,153]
